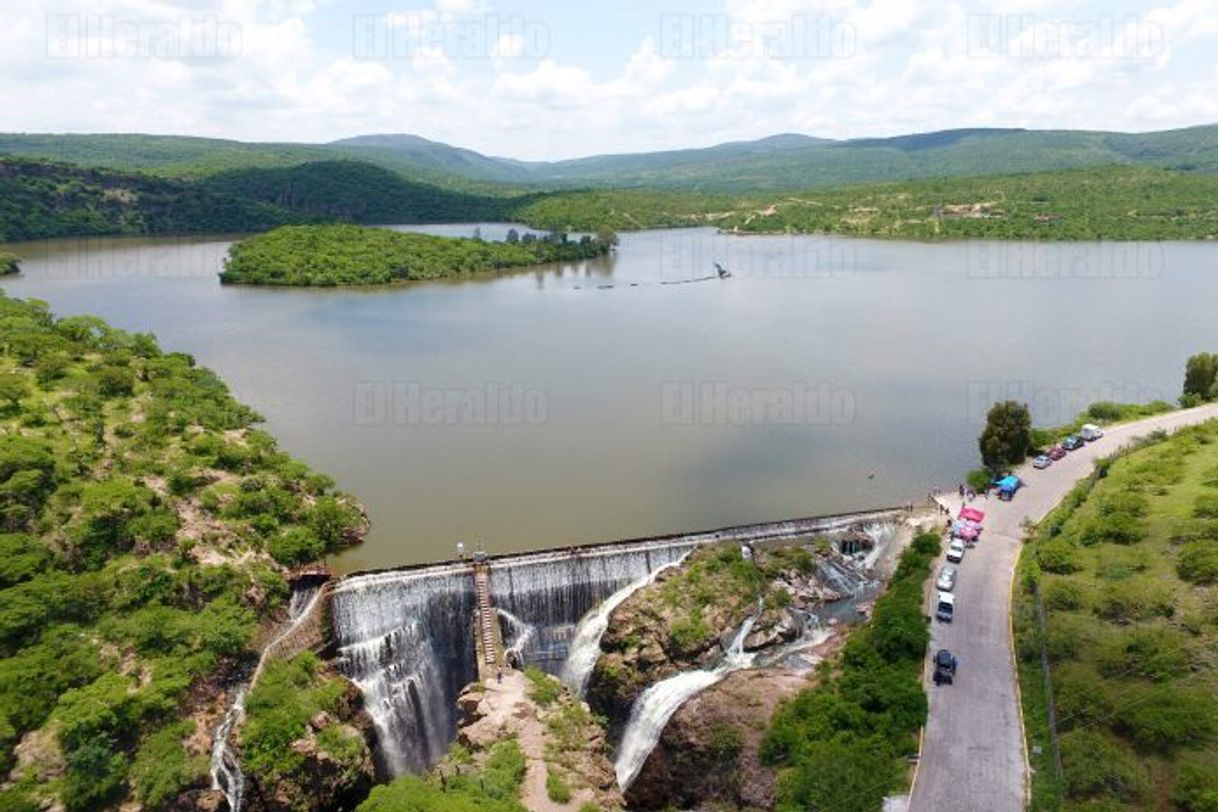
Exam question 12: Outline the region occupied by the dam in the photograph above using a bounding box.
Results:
[328,506,909,777]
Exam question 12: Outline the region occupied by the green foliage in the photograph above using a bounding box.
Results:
[545,766,571,803]
[1173,754,1218,812]
[240,653,354,782]
[979,400,1033,473]
[764,537,937,808]
[220,224,612,286]
[1183,353,1218,403]
[1178,539,1218,583]
[357,775,525,812]
[1113,686,1218,752]
[129,720,207,808]
[523,667,562,707]
[0,293,359,807]
[1059,729,1149,802]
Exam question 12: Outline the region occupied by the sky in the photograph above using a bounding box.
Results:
[3,0,1218,160]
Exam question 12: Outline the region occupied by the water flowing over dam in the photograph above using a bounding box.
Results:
[329,508,906,778]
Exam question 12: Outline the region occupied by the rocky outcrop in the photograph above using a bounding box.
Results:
[586,543,826,729]
[452,671,623,811]
[243,679,377,812]
[624,629,849,811]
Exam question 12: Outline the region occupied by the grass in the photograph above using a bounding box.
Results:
[1015,419,1218,811]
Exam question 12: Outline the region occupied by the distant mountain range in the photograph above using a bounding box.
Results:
[2,125,1217,192]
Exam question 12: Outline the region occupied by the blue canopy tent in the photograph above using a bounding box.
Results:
[997,475,1021,499]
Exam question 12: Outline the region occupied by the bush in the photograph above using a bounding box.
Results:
[1060,729,1148,801]
[1094,580,1173,622]
[1113,686,1218,752]
[130,720,207,808]
[1051,664,1112,728]
[1173,754,1218,812]
[1079,513,1145,546]
[1043,579,1085,610]
[268,526,325,567]
[1036,538,1081,574]
[966,469,993,492]
[1196,494,1218,519]
[523,667,561,707]
[545,767,571,803]
[1178,540,1218,584]
[1094,627,1192,682]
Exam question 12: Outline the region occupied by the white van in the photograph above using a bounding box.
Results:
[936,591,955,622]
[1081,423,1104,441]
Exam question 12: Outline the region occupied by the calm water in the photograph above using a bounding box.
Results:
[4,226,1216,570]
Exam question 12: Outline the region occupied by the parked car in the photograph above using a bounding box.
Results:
[1062,435,1085,451]
[935,592,955,623]
[1081,423,1104,441]
[1033,454,1052,469]
[1048,445,1067,461]
[946,539,966,563]
[936,565,958,592]
[933,649,958,684]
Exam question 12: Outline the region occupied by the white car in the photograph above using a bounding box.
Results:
[936,565,958,592]
[946,540,966,563]
[1081,423,1104,442]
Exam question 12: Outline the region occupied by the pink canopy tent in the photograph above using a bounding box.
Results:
[959,506,986,523]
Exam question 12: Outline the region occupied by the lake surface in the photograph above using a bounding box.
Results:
[4,226,1216,570]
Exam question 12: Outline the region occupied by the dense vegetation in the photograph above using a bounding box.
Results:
[719,166,1218,240]
[0,293,364,811]
[220,224,614,286]
[0,252,19,275]
[0,157,301,242]
[763,532,941,812]
[1014,420,1218,811]
[240,653,373,808]
[199,161,514,224]
[1182,352,1218,407]
[357,740,529,812]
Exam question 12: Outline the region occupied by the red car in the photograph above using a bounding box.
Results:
[1047,445,1067,461]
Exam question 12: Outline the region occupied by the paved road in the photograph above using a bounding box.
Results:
[909,403,1218,812]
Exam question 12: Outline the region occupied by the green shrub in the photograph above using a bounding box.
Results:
[1095,546,1150,580]
[523,667,561,707]
[1094,580,1173,622]
[1178,540,1218,583]
[1043,579,1085,610]
[1113,686,1218,752]
[545,767,571,803]
[1094,627,1192,682]
[130,720,207,808]
[1079,513,1145,546]
[1173,754,1218,812]
[1037,538,1081,574]
[1196,494,1218,519]
[1051,664,1112,728]
[482,739,527,800]
[1060,729,1148,801]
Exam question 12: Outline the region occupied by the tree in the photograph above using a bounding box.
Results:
[1182,352,1218,403]
[0,374,29,411]
[978,400,1033,473]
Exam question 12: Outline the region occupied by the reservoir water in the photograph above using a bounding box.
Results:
[4,225,1216,568]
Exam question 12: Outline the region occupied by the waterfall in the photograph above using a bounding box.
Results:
[331,565,478,776]
[614,605,762,791]
[497,608,536,664]
[560,557,687,696]
[210,688,246,812]
[209,582,322,811]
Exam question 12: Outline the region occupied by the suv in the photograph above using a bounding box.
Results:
[933,649,958,685]
[1081,423,1104,442]
[935,591,955,622]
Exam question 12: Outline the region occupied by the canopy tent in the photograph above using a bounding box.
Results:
[959,506,986,523]
[997,475,1021,493]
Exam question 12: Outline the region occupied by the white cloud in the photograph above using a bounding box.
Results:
[2,0,1217,159]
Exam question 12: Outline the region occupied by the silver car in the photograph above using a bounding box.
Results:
[936,565,958,592]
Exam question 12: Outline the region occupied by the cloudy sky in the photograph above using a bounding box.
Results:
[3,0,1217,160]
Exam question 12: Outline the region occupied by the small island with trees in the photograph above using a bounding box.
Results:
[219,223,616,287]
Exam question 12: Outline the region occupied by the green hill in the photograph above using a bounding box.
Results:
[5,125,1218,193]
[198,161,512,224]
[0,157,302,242]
